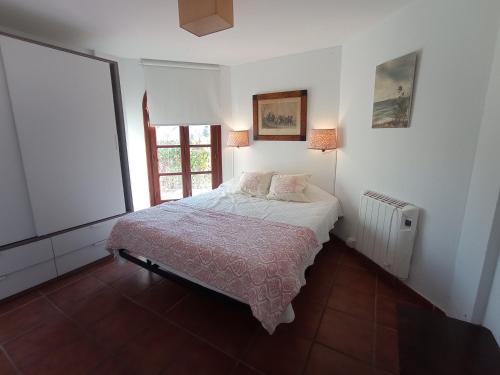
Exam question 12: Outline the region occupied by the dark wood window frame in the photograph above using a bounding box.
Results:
[142,92,222,206]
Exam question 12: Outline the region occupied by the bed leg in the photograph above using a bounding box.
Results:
[145,259,160,270]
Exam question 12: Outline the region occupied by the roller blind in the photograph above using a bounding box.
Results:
[143,60,221,125]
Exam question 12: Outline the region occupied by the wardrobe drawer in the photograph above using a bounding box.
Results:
[55,241,109,276]
[0,239,53,276]
[51,218,118,257]
[0,260,57,300]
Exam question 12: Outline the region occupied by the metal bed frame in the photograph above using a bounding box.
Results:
[118,248,312,307]
[118,249,248,307]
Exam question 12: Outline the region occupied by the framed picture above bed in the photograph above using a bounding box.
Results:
[253,90,307,141]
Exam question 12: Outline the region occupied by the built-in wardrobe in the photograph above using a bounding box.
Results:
[0,32,132,299]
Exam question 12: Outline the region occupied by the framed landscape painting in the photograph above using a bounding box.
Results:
[372,52,417,128]
[253,90,307,141]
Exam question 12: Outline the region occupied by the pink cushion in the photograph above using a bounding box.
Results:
[238,172,275,197]
[267,174,311,202]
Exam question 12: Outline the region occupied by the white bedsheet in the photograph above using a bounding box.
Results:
[181,181,342,245]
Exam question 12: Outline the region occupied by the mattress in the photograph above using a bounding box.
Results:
[181,180,342,245]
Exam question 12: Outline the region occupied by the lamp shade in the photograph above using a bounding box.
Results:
[178,0,234,37]
[308,129,337,151]
[227,130,249,147]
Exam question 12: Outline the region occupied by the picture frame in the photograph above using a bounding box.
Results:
[372,52,418,128]
[252,90,307,141]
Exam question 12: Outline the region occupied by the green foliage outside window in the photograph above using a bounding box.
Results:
[157,124,212,192]
[158,148,182,173]
[158,147,211,176]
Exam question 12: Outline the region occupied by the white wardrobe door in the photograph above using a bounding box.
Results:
[0,36,125,236]
[0,43,36,246]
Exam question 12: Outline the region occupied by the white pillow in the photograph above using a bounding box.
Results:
[219,177,240,194]
[304,183,336,202]
[267,174,311,202]
[238,172,275,197]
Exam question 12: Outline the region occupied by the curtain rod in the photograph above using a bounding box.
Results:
[140,59,220,71]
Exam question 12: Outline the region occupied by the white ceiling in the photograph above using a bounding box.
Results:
[0,0,412,65]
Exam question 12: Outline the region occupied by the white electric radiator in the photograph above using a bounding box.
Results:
[355,191,419,279]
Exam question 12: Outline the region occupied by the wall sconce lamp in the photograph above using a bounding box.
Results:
[308,128,337,152]
[227,130,250,148]
[227,130,250,178]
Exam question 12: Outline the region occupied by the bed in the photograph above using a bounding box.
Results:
[107,180,341,333]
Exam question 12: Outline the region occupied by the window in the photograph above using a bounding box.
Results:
[143,93,222,205]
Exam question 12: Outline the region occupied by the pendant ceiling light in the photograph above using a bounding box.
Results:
[178,0,234,37]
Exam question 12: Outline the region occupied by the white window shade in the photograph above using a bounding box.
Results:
[143,61,221,125]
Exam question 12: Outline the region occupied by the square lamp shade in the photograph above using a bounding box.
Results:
[308,129,337,152]
[178,0,234,37]
[227,130,249,148]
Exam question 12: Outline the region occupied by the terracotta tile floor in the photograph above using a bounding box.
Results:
[0,238,441,374]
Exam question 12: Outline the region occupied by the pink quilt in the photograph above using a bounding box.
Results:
[107,202,320,333]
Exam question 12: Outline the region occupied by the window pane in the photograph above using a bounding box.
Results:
[160,175,183,200]
[192,174,212,196]
[156,126,180,145]
[190,147,211,172]
[189,125,211,145]
[157,148,182,173]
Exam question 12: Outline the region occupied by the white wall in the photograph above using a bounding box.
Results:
[219,66,234,182]
[93,52,151,211]
[112,48,343,207]
[117,48,343,204]
[335,0,500,309]
[228,47,342,192]
[449,22,500,323]
[116,58,150,211]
